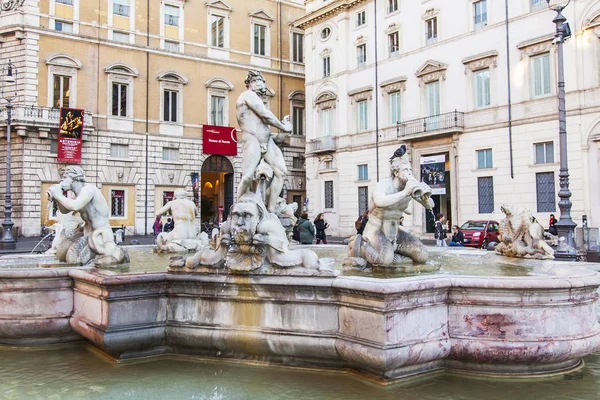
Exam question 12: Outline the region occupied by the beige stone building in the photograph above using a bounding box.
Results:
[0,0,307,237]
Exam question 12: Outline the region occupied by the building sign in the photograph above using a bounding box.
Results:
[420,154,446,195]
[57,107,84,163]
[191,173,200,206]
[202,125,237,156]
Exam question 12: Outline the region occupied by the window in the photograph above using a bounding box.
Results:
[426,18,437,44]
[162,147,179,161]
[474,0,487,27]
[163,90,178,122]
[50,139,58,154]
[253,24,267,56]
[110,144,129,158]
[358,100,368,131]
[531,0,545,10]
[357,44,367,67]
[210,95,225,126]
[164,41,179,52]
[535,142,554,164]
[477,177,494,213]
[358,164,368,181]
[54,21,73,33]
[321,27,331,40]
[390,92,401,124]
[113,31,130,43]
[536,172,556,212]
[112,83,128,117]
[358,186,369,216]
[388,0,399,14]
[164,4,179,27]
[322,108,332,136]
[475,69,490,108]
[110,190,125,217]
[53,75,71,108]
[426,80,440,116]
[292,32,304,63]
[323,56,331,77]
[388,32,399,56]
[56,0,73,4]
[324,160,332,169]
[324,181,334,209]
[477,149,493,169]
[532,53,551,97]
[293,157,303,169]
[356,10,366,27]
[163,191,175,206]
[113,0,129,17]
[292,106,304,135]
[210,15,224,47]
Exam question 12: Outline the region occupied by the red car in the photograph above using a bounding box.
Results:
[460,220,500,248]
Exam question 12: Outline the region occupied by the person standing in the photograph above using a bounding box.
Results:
[435,213,447,247]
[548,214,558,236]
[448,225,464,247]
[153,216,163,237]
[356,211,369,235]
[297,213,315,244]
[314,213,329,244]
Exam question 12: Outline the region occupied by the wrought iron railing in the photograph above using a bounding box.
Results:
[309,135,336,153]
[396,110,464,137]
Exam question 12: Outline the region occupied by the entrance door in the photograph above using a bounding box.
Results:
[201,155,234,224]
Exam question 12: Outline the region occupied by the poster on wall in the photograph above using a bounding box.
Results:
[420,154,446,195]
[191,173,200,206]
[57,107,84,163]
[202,125,238,156]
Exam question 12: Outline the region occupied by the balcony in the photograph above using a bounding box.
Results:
[396,110,464,141]
[309,135,336,154]
[0,105,94,136]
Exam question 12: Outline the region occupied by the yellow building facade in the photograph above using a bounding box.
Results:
[0,0,307,236]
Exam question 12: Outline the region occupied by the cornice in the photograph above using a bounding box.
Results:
[293,0,368,29]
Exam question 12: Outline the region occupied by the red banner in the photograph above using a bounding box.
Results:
[202,124,237,156]
[57,107,84,163]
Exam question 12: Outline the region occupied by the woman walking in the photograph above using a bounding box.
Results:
[434,213,447,247]
[297,213,315,245]
[314,213,329,244]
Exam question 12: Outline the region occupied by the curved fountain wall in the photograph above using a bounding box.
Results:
[2,263,600,380]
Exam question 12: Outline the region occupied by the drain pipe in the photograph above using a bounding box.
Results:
[374,0,380,181]
[504,0,514,179]
[144,0,150,236]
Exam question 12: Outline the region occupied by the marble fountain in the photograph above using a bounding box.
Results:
[2,71,600,399]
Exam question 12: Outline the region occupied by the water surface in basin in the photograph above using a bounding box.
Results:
[0,246,535,277]
[0,346,599,400]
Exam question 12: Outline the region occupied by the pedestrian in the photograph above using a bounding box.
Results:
[292,220,300,242]
[448,225,464,247]
[297,213,315,244]
[164,217,174,233]
[398,216,404,226]
[153,216,163,237]
[314,213,329,244]
[549,214,558,236]
[435,213,447,247]
[356,211,369,235]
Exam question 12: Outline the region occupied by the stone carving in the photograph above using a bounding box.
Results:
[0,0,25,13]
[495,205,555,260]
[346,146,434,268]
[236,70,292,213]
[274,198,298,242]
[45,210,84,256]
[46,166,129,267]
[416,60,448,84]
[155,188,209,253]
[171,192,335,276]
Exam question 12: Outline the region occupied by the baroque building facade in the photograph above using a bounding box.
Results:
[296,0,600,238]
[0,0,307,237]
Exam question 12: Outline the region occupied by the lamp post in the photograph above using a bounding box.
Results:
[0,59,17,250]
[546,0,576,260]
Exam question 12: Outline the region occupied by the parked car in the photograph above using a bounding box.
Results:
[460,220,500,248]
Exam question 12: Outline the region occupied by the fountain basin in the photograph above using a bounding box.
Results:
[2,253,600,381]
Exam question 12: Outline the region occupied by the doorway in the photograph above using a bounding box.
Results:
[201,155,234,224]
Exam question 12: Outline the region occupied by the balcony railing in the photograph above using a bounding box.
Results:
[0,105,94,129]
[309,135,336,154]
[396,110,464,137]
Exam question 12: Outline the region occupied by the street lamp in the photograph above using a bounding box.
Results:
[0,59,17,250]
[546,0,576,260]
